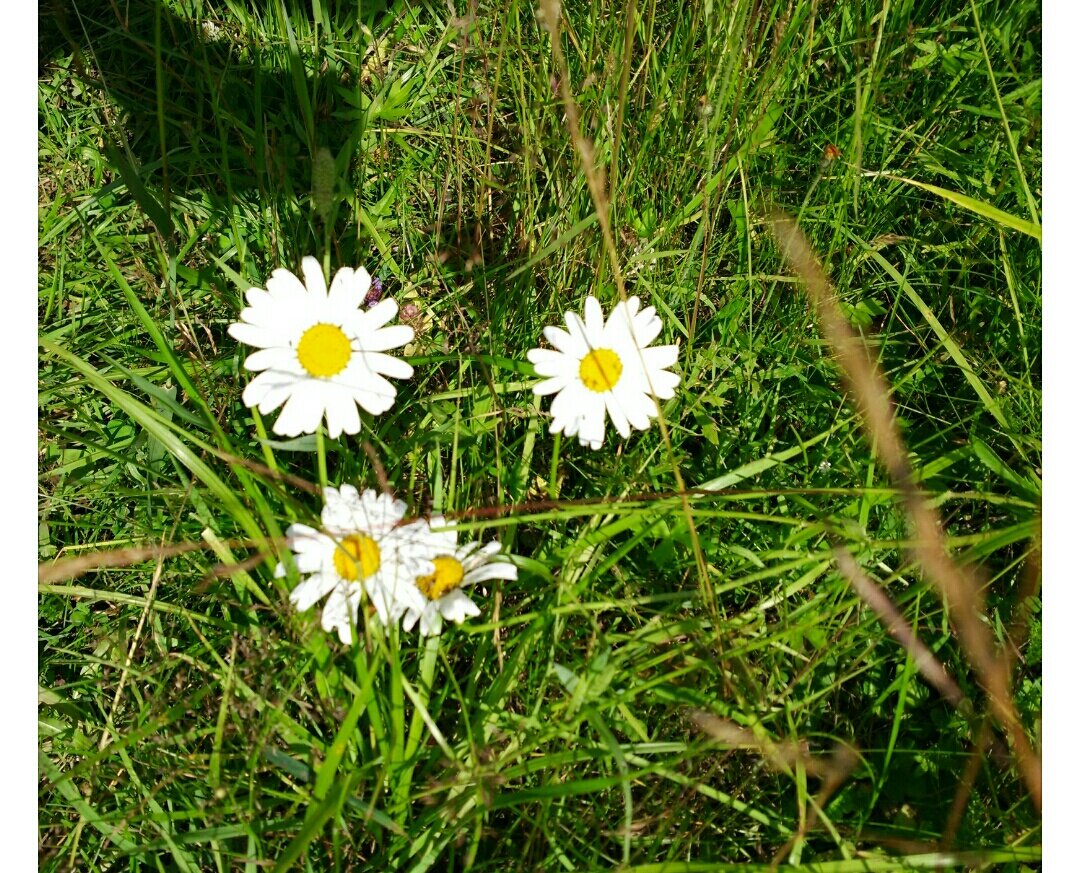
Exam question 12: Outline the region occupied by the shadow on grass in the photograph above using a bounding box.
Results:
[39,0,409,264]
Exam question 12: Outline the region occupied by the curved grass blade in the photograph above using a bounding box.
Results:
[880,174,1040,241]
[39,338,268,552]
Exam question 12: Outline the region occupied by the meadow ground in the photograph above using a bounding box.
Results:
[38,0,1042,869]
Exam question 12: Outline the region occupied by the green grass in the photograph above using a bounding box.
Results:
[39,0,1041,869]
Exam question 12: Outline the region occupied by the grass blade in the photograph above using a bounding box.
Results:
[879,174,1040,241]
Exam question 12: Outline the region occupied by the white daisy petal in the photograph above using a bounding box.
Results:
[532,375,571,397]
[549,406,578,439]
[228,260,414,435]
[462,560,518,584]
[648,369,681,399]
[581,393,609,441]
[551,408,581,438]
[375,572,426,622]
[355,351,414,379]
[255,378,299,416]
[563,311,590,349]
[641,344,679,372]
[235,306,266,329]
[354,267,372,303]
[291,530,326,554]
[422,517,459,552]
[317,384,365,438]
[583,296,605,343]
[282,487,442,644]
[294,547,328,576]
[527,347,569,377]
[459,540,501,566]
[266,266,308,305]
[336,390,363,435]
[542,325,587,358]
[355,323,415,353]
[548,380,586,424]
[285,521,320,543]
[351,491,407,536]
[321,584,361,644]
[526,297,680,450]
[605,393,632,438]
[439,589,480,624]
[577,404,607,447]
[242,346,297,373]
[613,381,654,430]
[351,377,398,415]
[396,519,520,637]
[289,571,339,612]
[364,583,394,625]
[630,305,664,347]
[327,266,360,310]
[241,370,288,410]
[301,257,329,304]
[245,286,272,309]
[227,321,277,348]
[401,608,422,633]
[335,484,358,502]
[273,386,323,437]
[418,607,443,638]
[362,298,400,330]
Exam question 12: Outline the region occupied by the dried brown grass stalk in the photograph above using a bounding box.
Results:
[691,712,856,782]
[538,0,718,640]
[36,486,782,588]
[207,448,321,495]
[361,439,392,495]
[692,712,859,863]
[834,549,970,712]
[770,212,1041,811]
[941,530,1042,846]
[941,719,995,850]
[39,540,220,585]
[38,536,292,586]
[1004,525,1042,673]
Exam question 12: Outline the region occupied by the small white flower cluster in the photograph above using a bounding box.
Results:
[275,486,517,643]
[228,259,681,643]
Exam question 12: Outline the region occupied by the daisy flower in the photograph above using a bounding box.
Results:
[228,257,414,438]
[526,296,679,449]
[277,486,434,644]
[399,517,518,637]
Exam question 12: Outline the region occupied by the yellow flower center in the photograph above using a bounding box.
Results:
[416,555,465,601]
[332,534,380,582]
[578,348,623,392]
[297,323,352,377]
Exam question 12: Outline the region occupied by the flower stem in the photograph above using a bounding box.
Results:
[548,431,562,499]
[315,425,329,490]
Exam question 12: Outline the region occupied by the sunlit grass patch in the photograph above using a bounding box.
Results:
[39,0,1041,869]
